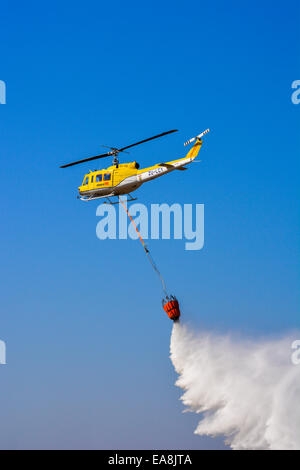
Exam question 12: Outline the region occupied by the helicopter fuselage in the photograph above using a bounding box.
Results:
[78,139,203,201]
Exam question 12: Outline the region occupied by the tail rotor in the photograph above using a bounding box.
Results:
[184,128,210,147]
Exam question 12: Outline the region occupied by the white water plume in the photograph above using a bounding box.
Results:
[170,322,300,450]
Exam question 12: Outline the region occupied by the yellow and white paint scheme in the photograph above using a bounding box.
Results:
[78,130,209,201]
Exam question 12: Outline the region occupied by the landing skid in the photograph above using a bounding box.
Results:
[104,194,137,205]
[78,193,137,204]
[79,194,114,202]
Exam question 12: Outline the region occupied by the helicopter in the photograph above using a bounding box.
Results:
[60,128,210,203]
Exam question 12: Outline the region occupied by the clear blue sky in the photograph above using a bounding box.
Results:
[0,0,299,449]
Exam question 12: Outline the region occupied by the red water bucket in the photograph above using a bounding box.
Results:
[163,298,180,321]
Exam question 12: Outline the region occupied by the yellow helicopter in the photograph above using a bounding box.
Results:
[60,128,210,203]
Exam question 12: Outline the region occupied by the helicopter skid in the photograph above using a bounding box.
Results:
[104,195,137,205]
[79,192,138,204]
[79,192,115,201]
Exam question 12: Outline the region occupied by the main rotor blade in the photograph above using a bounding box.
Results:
[60,151,113,168]
[120,129,178,151]
[59,129,178,168]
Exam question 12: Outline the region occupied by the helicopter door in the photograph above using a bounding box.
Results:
[95,173,103,188]
[112,169,120,187]
[103,172,112,187]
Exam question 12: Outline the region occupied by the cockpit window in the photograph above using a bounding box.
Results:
[83,176,89,185]
[104,173,111,181]
[96,174,102,182]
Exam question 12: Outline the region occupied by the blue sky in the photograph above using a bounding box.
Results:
[0,0,299,449]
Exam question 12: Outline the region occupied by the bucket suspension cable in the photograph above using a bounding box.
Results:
[118,197,168,297]
[145,249,168,297]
